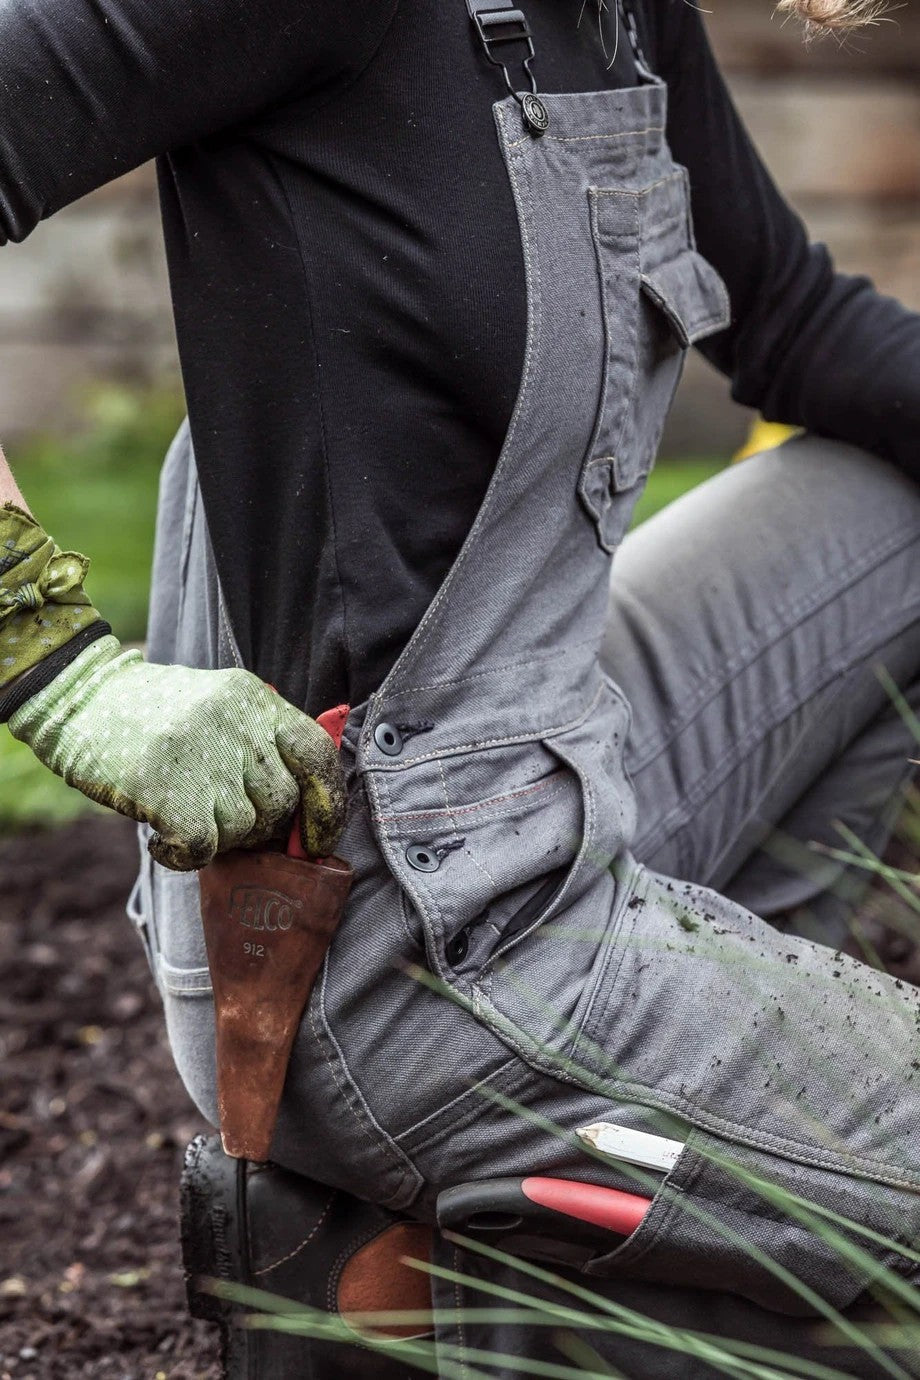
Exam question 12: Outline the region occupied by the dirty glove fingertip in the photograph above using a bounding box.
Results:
[298,772,347,857]
[148,828,216,873]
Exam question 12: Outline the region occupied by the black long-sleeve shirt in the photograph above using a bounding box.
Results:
[1,0,918,712]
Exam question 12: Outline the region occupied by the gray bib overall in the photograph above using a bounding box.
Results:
[134,12,920,1354]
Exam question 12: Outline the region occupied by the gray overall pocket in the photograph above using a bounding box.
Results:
[569,865,920,1316]
[374,737,587,981]
[580,168,730,553]
[581,1131,917,1316]
[373,685,633,1007]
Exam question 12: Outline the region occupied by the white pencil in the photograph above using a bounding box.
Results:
[576,1122,684,1173]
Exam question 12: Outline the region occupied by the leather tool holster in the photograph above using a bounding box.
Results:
[198,847,353,1162]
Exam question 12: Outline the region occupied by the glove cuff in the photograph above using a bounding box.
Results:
[8,632,128,743]
[0,503,105,691]
[0,619,112,723]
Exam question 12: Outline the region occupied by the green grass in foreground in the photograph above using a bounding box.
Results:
[0,426,726,833]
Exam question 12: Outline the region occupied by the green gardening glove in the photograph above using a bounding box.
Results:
[9,635,347,871]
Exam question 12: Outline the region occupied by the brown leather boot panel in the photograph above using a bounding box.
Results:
[337,1222,434,1339]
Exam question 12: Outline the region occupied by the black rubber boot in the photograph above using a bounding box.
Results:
[181,1135,432,1379]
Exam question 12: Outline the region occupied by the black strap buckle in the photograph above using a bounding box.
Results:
[466,0,549,135]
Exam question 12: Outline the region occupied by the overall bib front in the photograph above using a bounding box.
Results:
[135,18,920,1370]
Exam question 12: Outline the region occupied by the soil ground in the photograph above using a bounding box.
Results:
[0,816,219,1380]
[2,814,919,1380]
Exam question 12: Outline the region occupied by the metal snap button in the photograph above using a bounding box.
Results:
[406,843,440,873]
[445,928,470,965]
[521,92,549,135]
[373,722,403,756]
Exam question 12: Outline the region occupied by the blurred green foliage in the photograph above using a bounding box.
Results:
[0,393,726,832]
[631,455,726,527]
[15,383,184,640]
[0,383,184,831]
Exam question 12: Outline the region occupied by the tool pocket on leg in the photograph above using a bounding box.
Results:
[582,1131,916,1316]
[573,867,920,1317]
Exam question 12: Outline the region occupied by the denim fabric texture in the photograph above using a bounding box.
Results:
[134,74,920,1375]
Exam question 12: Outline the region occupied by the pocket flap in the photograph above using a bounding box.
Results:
[641,249,730,347]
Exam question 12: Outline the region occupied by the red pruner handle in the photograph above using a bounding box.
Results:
[437,1176,652,1264]
[287,704,350,860]
[521,1177,651,1236]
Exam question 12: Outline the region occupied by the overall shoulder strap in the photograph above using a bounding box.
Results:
[465,0,550,134]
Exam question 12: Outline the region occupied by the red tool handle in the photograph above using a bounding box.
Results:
[436,1176,653,1261]
[521,1176,651,1236]
[287,703,350,859]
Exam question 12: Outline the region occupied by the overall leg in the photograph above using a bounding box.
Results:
[605,435,920,944]
[540,435,920,1376]
[184,437,920,1379]
[436,439,920,1380]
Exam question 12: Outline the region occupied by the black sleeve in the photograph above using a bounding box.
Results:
[647,0,920,475]
[0,0,390,244]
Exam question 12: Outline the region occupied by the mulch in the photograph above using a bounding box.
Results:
[1,813,919,1380]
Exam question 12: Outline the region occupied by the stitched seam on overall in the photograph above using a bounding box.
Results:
[639,266,731,336]
[585,188,639,491]
[311,963,422,1204]
[628,517,920,770]
[679,292,731,335]
[579,959,920,1187]
[593,171,682,202]
[672,1167,867,1230]
[375,633,598,704]
[373,778,569,827]
[439,756,500,896]
[373,771,435,943]
[378,682,606,769]
[471,1002,920,1191]
[375,765,427,947]
[360,115,541,704]
[438,756,494,894]
[453,1247,469,1380]
[398,889,421,948]
[637,597,920,858]
[157,957,211,995]
[701,665,920,888]
[573,865,646,1061]
[505,125,664,150]
[367,768,449,974]
[659,295,731,340]
[253,1194,336,1276]
[594,1175,688,1272]
[396,1057,519,1146]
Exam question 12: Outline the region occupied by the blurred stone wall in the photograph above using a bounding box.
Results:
[666,0,920,454]
[1,4,918,451]
[0,165,176,439]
